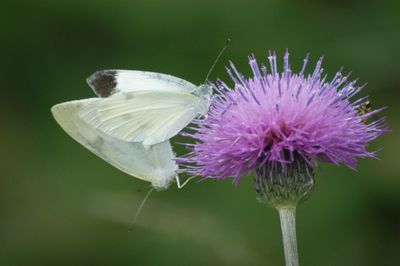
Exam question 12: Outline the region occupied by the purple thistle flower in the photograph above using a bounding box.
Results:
[179,50,387,184]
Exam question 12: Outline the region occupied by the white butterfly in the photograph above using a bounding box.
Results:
[81,70,212,147]
[51,70,213,190]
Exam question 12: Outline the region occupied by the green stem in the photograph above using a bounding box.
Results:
[277,206,299,266]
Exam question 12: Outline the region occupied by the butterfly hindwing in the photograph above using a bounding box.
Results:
[51,99,177,189]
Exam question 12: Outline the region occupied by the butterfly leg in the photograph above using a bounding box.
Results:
[175,175,196,189]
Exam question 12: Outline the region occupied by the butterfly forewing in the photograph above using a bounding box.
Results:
[87,70,197,97]
[79,88,201,146]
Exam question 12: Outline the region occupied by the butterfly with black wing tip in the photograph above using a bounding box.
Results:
[52,39,230,190]
[81,70,213,147]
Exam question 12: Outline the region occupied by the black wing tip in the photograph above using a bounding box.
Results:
[86,70,118,98]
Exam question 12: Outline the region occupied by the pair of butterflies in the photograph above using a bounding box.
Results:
[51,70,213,190]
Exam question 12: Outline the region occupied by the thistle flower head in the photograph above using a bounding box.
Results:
[179,51,387,185]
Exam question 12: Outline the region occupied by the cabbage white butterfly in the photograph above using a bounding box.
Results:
[81,70,213,147]
[51,71,212,190]
[51,39,230,190]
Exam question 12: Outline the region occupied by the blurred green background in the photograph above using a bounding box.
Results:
[1,0,399,265]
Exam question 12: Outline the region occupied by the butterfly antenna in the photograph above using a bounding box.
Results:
[129,187,154,232]
[204,38,231,83]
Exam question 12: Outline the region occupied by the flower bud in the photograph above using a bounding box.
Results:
[254,152,315,208]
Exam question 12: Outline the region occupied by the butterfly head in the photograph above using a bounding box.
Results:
[191,84,213,116]
[193,84,213,96]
